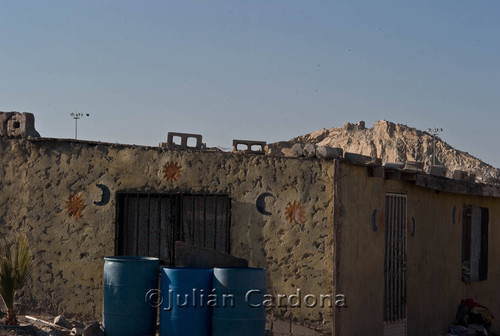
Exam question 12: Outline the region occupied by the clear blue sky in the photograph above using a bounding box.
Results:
[1,1,499,167]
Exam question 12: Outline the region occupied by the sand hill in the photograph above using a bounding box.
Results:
[272,120,500,184]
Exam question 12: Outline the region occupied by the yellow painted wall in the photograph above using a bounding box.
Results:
[334,163,386,335]
[0,138,335,329]
[336,163,500,335]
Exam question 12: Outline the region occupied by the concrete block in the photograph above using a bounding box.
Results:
[232,139,266,154]
[344,152,370,164]
[303,143,317,158]
[385,169,401,180]
[429,165,447,177]
[369,166,385,178]
[0,112,15,136]
[175,241,248,268]
[266,141,295,157]
[54,315,72,329]
[404,161,424,171]
[484,176,500,185]
[384,162,405,169]
[452,170,468,181]
[1,112,40,137]
[344,152,382,166]
[401,171,418,182]
[316,146,342,160]
[291,143,305,157]
[6,112,40,137]
[266,141,292,151]
[265,145,284,156]
[167,132,203,149]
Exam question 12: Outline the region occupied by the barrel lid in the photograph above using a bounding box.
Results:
[162,267,213,270]
[213,267,265,271]
[104,256,159,262]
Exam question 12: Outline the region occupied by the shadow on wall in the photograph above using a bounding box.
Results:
[231,201,269,271]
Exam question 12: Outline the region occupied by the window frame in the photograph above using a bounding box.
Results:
[461,205,488,283]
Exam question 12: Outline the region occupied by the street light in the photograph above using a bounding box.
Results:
[70,113,90,139]
[427,128,443,166]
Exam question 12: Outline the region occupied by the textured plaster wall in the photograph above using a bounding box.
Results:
[336,163,500,336]
[334,163,386,336]
[0,137,335,328]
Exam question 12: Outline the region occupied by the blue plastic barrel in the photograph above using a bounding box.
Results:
[160,267,213,336]
[103,256,159,336]
[212,268,267,336]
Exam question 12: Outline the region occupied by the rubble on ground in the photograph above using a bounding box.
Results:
[0,315,103,336]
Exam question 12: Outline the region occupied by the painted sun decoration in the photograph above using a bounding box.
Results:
[163,161,183,182]
[285,200,306,225]
[65,194,85,219]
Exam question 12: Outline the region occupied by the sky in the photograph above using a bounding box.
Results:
[1,1,499,167]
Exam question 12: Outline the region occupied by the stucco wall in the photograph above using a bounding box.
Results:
[336,163,500,336]
[0,137,335,329]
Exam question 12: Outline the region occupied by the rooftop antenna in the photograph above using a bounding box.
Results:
[427,128,443,166]
[70,113,90,139]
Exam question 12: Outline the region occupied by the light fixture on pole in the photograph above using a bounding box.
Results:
[427,128,443,166]
[70,113,90,140]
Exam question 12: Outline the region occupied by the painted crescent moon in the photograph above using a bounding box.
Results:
[256,192,274,215]
[94,184,111,206]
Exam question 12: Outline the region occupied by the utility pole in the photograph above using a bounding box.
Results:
[427,128,443,166]
[70,113,90,139]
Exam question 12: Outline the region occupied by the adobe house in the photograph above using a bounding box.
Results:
[0,112,499,335]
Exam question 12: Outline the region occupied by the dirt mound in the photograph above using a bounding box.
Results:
[273,120,500,183]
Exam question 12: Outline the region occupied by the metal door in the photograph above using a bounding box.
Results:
[116,192,231,265]
[384,193,407,336]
